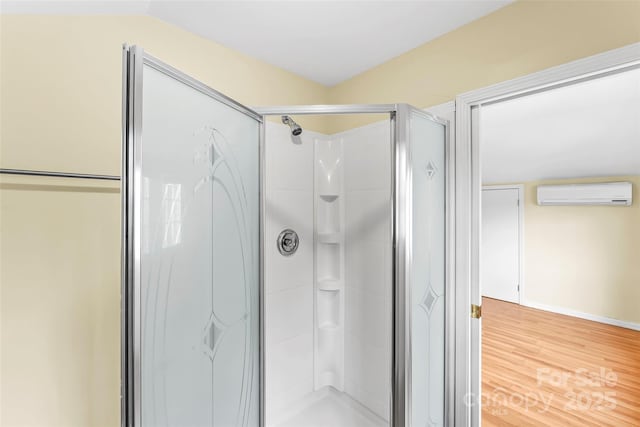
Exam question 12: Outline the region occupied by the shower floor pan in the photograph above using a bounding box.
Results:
[273,388,387,427]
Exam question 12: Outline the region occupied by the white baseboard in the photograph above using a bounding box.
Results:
[522,299,640,331]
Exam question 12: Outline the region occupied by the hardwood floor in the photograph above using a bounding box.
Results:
[482,297,640,427]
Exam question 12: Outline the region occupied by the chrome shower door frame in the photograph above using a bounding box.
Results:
[122,45,265,427]
[122,43,453,425]
[255,104,454,427]
[394,105,454,427]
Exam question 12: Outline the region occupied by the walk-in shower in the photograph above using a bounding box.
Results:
[122,45,450,427]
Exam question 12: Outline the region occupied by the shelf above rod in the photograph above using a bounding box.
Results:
[0,168,120,181]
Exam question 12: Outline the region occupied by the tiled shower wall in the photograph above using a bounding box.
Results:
[264,122,316,416]
[342,121,392,420]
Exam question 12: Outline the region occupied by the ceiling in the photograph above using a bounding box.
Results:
[481,67,640,184]
[2,0,512,86]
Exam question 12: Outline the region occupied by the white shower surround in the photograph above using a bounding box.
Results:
[314,136,345,392]
[264,119,392,426]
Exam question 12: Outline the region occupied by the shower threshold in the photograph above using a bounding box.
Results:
[272,387,388,427]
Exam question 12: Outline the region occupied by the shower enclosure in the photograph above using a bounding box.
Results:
[122,46,451,427]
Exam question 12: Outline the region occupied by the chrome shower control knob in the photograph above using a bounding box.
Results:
[277,229,299,256]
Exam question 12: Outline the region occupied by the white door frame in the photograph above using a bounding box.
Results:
[481,184,524,305]
[453,42,640,426]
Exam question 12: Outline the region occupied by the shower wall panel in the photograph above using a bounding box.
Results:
[342,121,393,421]
[265,118,392,426]
[264,122,316,419]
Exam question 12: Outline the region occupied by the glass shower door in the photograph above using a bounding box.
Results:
[122,46,261,427]
[395,105,448,427]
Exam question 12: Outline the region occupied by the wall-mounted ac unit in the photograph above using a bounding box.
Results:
[537,182,633,206]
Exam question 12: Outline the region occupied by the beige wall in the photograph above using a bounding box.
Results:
[0,176,121,426]
[3,2,639,171]
[521,176,640,325]
[0,15,329,177]
[2,2,640,425]
[0,14,328,427]
[327,0,640,133]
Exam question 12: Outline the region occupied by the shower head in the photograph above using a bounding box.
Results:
[281,115,303,136]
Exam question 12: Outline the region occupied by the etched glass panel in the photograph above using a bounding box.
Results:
[410,111,446,427]
[139,64,260,426]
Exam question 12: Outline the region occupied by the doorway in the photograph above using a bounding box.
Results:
[457,45,640,426]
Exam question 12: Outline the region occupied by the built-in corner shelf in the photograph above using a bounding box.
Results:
[319,194,339,202]
[314,137,345,392]
[317,279,342,291]
[318,232,341,244]
[318,322,340,330]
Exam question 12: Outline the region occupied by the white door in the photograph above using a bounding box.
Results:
[481,187,521,303]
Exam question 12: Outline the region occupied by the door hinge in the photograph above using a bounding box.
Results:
[471,304,482,319]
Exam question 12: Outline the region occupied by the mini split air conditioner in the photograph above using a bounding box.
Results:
[537,182,633,206]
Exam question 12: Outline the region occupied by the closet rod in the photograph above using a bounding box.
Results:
[0,168,120,181]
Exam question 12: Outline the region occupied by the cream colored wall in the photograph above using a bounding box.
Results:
[0,176,121,426]
[521,176,640,325]
[2,3,640,425]
[0,15,328,176]
[0,14,328,427]
[326,0,640,133]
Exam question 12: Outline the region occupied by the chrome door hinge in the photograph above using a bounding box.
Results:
[471,304,482,319]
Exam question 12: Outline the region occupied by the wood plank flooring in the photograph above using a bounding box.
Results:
[482,297,640,427]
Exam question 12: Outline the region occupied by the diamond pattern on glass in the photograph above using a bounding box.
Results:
[425,160,438,179]
[420,285,439,316]
[202,312,226,361]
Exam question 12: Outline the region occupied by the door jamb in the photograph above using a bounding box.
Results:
[454,42,640,427]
